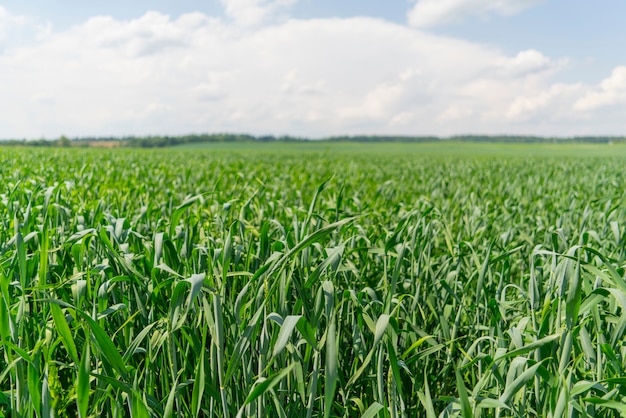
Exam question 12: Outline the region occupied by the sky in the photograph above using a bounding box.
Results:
[0,0,625,139]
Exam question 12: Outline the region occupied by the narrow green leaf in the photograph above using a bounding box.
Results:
[295,316,318,349]
[583,398,626,413]
[494,333,561,361]
[346,314,390,387]
[78,311,128,380]
[416,370,437,418]
[499,360,544,405]
[191,348,205,417]
[324,320,338,418]
[360,402,384,418]
[272,315,302,358]
[77,342,90,418]
[236,364,295,418]
[163,377,178,418]
[456,369,473,418]
[50,303,79,365]
[131,390,150,418]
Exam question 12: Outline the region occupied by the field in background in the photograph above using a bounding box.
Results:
[0,146,625,417]
[172,139,626,157]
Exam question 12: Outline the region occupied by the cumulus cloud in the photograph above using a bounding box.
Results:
[219,0,296,26]
[497,49,566,78]
[408,0,542,28]
[495,65,626,135]
[0,6,624,138]
[506,83,586,122]
[0,6,26,39]
[573,67,626,111]
[0,6,50,48]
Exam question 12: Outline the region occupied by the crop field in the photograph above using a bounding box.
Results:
[172,140,626,158]
[0,145,625,417]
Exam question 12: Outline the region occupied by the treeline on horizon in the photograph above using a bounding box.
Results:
[1,133,625,147]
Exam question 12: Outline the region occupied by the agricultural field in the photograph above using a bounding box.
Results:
[0,144,625,417]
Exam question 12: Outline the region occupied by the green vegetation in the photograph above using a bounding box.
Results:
[120,133,626,148]
[0,146,625,417]
[2,133,626,149]
[172,139,626,158]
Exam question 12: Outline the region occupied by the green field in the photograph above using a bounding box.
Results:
[173,140,626,157]
[1,146,625,417]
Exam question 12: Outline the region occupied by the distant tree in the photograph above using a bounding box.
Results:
[59,135,71,147]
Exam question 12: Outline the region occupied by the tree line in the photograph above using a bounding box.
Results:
[1,134,625,148]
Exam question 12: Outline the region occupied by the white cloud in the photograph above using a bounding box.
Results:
[0,6,50,47]
[506,83,586,122]
[0,6,26,38]
[574,66,626,111]
[219,0,296,26]
[497,49,566,77]
[408,0,541,28]
[0,7,625,138]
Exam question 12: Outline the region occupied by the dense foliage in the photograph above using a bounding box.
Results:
[0,147,625,417]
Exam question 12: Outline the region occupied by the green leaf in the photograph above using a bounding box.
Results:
[346,314,390,387]
[324,320,338,418]
[191,348,205,417]
[582,398,626,414]
[163,377,179,418]
[499,360,544,405]
[360,402,383,418]
[131,390,150,418]
[494,333,561,361]
[295,316,318,349]
[78,310,128,380]
[456,369,472,418]
[50,302,79,365]
[77,342,90,418]
[272,315,302,358]
[236,364,295,418]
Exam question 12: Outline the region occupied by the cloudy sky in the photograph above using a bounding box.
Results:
[0,0,624,139]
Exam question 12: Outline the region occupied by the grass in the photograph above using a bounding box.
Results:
[0,146,625,417]
[172,139,626,157]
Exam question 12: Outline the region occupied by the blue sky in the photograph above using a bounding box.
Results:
[0,0,625,138]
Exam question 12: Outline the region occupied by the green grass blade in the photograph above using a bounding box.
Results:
[77,342,90,418]
[360,402,384,418]
[455,369,473,418]
[236,364,295,418]
[272,315,302,358]
[49,303,79,365]
[78,310,128,380]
